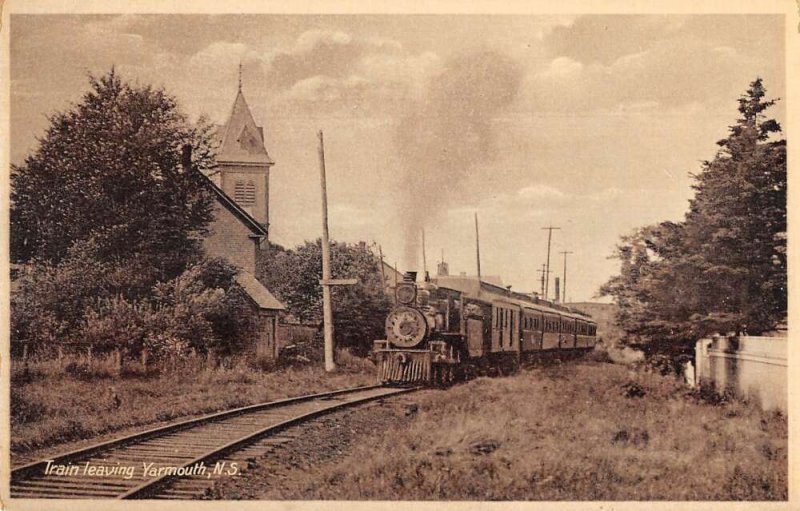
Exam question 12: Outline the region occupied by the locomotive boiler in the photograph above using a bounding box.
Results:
[373,271,598,385]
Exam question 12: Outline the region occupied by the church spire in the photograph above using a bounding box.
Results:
[238,61,243,92]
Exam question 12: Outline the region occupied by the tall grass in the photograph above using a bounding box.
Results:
[10,349,375,457]
[267,360,787,501]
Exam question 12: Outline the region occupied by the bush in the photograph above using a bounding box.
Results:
[13,257,259,362]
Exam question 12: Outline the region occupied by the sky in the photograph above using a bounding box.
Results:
[9,14,786,302]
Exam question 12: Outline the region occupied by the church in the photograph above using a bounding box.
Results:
[199,78,285,359]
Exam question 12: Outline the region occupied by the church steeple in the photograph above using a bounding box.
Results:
[214,72,275,232]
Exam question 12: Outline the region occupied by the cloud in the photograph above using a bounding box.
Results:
[261,29,441,113]
[525,14,785,113]
[171,29,443,115]
[544,15,685,65]
[523,36,777,113]
[518,184,566,200]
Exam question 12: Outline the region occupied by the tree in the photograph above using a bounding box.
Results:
[10,70,262,357]
[259,240,392,355]
[600,78,786,349]
[11,69,216,289]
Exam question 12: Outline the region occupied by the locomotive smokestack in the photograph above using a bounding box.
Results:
[554,277,561,304]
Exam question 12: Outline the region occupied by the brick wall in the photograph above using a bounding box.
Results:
[203,201,258,274]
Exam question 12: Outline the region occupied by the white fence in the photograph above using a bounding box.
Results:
[695,335,787,413]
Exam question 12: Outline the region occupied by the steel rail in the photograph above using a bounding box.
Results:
[121,385,417,499]
[10,384,411,499]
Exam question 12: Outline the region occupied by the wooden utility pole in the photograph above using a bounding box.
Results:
[378,244,386,287]
[541,225,560,300]
[317,131,357,372]
[421,229,427,278]
[560,250,573,304]
[537,263,548,296]
[475,213,482,280]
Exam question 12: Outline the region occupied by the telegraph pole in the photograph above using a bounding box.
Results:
[537,264,548,296]
[317,131,357,372]
[560,250,573,304]
[378,244,386,287]
[541,225,560,300]
[421,229,427,278]
[474,213,482,280]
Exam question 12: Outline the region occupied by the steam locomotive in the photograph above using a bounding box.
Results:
[373,272,597,384]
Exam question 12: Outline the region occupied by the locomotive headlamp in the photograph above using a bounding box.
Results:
[396,283,417,305]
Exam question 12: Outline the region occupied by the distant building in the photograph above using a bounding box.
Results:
[200,80,285,359]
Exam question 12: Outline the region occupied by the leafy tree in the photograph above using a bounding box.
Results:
[600,78,786,348]
[259,240,392,355]
[10,70,262,357]
[11,69,216,288]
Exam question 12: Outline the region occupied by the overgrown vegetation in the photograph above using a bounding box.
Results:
[259,361,786,500]
[10,348,374,456]
[10,70,260,359]
[600,79,786,351]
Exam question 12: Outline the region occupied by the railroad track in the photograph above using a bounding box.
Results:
[11,385,416,499]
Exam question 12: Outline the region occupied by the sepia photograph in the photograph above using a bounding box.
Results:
[1,1,795,508]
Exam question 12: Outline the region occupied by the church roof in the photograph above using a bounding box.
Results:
[216,89,274,165]
[235,270,285,310]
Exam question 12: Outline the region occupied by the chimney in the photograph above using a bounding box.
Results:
[554,277,561,304]
[437,260,449,276]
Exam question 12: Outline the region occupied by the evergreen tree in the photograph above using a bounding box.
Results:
[601,79,786,347]
[683,78,786,333]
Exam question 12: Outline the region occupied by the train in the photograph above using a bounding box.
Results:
[373,271,598,384]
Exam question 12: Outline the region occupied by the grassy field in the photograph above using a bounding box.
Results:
[261,357,787,500]
[10,350,374,457]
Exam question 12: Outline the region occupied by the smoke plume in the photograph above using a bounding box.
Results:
[396,50,522,270]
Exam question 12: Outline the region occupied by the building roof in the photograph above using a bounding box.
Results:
[216,89,274,165]
[235,270,285,311]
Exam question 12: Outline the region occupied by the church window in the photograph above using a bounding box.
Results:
[234,180,256,206]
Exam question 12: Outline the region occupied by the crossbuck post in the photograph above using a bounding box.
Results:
[318,130,357,372]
